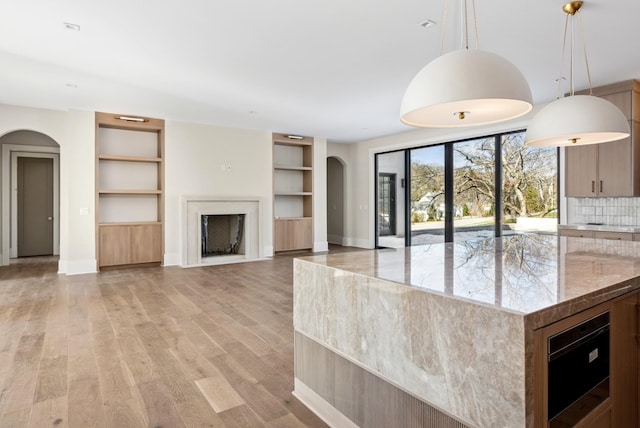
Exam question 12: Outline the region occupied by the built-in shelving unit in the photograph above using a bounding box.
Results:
[95,112,164,268]
[273,133,313,252]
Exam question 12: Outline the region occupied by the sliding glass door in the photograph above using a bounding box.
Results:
[501,133,558,233]
[453,137,496,241]
[375,130,557,248]
[409,145,445,245]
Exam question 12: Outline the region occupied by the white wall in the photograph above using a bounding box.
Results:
[313,137,328,252]
[164,121,274,264]
[0,104,96,274]
[327,143,356,247]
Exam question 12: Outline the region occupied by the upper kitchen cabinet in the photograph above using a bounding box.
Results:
[565,80,640,197]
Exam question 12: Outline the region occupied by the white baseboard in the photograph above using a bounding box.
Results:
[58,259,97,275]
[163,252,181,266]
[343,237,373,249]
[263,245,274,258]
[313,241,329,253]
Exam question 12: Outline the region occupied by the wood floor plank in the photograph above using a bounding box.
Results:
[0,333,45,413]
[137,380,186,428]
[28,396,68,428]
[102,397,147,428]
[167,337,222,381]
[33,355,67,403]
[1,404,32,428]
[67,376,106,428]
[176,394,226,428]
[218,404,263,428]
[195,375,244,413]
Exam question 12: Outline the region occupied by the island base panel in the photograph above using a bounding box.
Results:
[294,332,472,428]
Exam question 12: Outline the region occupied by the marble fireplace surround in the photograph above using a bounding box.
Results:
[182,196,261,266]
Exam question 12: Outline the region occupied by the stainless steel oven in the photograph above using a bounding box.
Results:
[548,311,610,426]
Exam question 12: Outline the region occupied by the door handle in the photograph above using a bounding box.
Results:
[600,181,603,193]
[591,181,595,193]
[47,217,53,221]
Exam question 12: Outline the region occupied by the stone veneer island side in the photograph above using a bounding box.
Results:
[292,234,640,427]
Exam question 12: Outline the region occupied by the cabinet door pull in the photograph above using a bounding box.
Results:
[591,181,595,193]
[600,180,603,193]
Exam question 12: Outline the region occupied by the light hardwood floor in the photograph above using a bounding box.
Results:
[0,248,361,427]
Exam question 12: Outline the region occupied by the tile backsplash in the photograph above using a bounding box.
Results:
[567,198,640,226]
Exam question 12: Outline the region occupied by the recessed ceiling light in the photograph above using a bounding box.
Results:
[248,110,258,115]
[63,22,80,31]
[419,19,437,29]
[65,83,78,88]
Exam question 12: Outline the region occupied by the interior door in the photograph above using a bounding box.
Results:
[18,157,54,257]
[378,173,396,236]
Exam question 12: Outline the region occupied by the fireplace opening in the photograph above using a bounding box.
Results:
[201,214,245,257]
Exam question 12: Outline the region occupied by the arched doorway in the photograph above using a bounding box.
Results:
[0,130,60,263]
[326,156,345,245]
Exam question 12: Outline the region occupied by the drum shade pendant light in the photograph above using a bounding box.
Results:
[400,0,533,128]
[525,1,630,147]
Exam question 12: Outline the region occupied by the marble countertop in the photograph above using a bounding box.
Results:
[302,234,640,324]
[558,223,640,233]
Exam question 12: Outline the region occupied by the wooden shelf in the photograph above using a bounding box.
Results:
[99,221,162,226]
[275,192,312,196]
[99,189,162,195]
[275,216,311,220]
[99,154,162,163]
[274,165,312,171]
[272,137,313,146]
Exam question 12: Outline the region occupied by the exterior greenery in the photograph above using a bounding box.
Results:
[411,132,557,224]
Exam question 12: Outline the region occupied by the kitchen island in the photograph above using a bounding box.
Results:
[292,234,640,427]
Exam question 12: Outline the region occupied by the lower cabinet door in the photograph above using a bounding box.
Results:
[99,225,130,267]
[275,218,312,251]
[130,224,163,264]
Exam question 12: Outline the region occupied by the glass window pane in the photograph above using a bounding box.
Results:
[410,145,445,245]
[453,138,496,241]
[501,132,557,234]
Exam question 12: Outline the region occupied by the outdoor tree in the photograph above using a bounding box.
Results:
[410,133,557,223]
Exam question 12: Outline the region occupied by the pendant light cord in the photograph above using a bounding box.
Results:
[472,0,479,49]
[440,0,449,55]
[577,11,593,95]
[439,0,479,54]
[570,12,575,96]
[557,14,569,99]
[464,0,469,49]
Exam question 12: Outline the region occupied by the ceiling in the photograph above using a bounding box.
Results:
[0,0,638,143]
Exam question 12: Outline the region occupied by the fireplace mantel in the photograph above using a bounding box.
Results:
[182,196,262,266]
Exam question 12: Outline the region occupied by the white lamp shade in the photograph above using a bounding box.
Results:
[524,95,630,147]
[400,50,533,128]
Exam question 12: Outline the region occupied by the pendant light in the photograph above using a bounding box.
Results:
[400,0,533,128]
[524,1,630,147]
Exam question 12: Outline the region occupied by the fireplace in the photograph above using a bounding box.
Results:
[183,197,261,266]
[201,214,245,257]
